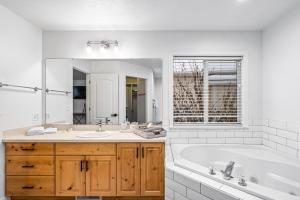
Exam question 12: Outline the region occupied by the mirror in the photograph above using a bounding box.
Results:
[45,59,162,125]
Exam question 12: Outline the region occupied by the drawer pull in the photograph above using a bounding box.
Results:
[22,164,35,168]
[85,160,89,171]
[20,147,35,151]
[80,160,84,171]
[22,185,34,189]
[136,147,139,158]
[142,147,144,158]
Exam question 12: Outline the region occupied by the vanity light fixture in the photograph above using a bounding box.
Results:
[86,40,119,52]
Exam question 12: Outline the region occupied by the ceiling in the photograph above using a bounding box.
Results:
[0,0,299,31]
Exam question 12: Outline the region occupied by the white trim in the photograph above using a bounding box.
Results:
[169,51,249,129]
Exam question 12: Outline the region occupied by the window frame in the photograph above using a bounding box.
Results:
[169,53,249,129]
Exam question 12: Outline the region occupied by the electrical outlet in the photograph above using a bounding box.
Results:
[32,113,39,121]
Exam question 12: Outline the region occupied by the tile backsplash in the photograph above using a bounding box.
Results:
[167,119,300,159]
[263,120,300,159]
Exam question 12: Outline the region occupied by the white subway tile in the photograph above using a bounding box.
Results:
[269,135,286,145]
[174,173,201,192]
[244,138,262,145]
[165,187,174,199]
[225,138,244,144]
[263,140,277,150]
[168,132,181,138]
[201,185,239,200]
[217,132,234,138]
[263,133,269,140]
[166,169,174,179]
[277,144,298,157]
[286,122,300,133]
[187,188,210,200]
[198,132,217,138]
[166,178,187,196]
[287,140,298,149]
[250,125,263,132]
[277,129,298,141]
[181,132,198,138]
[189,138,207,144]
[207,138,225,144]
[269,119,286,130]
[174,192,189,200]
[263,126,277,135]
[234,131,252,137]
[252,131,263,138]
[170,138,188,144]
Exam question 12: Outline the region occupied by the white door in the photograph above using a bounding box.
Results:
[90,74,119,124]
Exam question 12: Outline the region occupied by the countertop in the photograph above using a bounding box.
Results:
[2,130,166,143]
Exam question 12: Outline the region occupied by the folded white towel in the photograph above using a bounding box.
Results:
[26,127,45,136]
[44,127,58,134]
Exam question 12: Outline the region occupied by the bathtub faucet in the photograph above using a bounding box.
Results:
[221,161,235,180]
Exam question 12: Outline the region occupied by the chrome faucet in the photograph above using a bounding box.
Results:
[96,120,103,132]
[221,161,235,180]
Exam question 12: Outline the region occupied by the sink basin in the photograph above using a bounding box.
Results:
[76,132,112,138]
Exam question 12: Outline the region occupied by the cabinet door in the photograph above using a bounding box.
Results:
[117,143,140,196]
[141,143,164,196]
[86,156,116,196]
[56,156,85,196]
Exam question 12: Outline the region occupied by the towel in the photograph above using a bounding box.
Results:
[26,127,45,136]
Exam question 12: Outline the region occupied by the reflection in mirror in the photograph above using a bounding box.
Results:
[45,59,162,125]
[126,77,146,123]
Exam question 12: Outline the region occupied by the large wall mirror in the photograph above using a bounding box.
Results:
[45,59,163,125]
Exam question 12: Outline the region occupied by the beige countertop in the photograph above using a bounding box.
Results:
[2,130,166,143]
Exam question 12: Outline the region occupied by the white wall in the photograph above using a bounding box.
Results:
[43,31,263,127]
[263,5,300,125]
[45,59,91,124]
[0,4,42,199]
[261,5,300,158]
[154,77,162,122]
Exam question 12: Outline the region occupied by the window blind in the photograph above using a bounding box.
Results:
[173,56,242,125]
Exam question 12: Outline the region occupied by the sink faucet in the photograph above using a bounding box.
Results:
[96,121,103,132]
[105,117,110,124]
[221,161,235,180]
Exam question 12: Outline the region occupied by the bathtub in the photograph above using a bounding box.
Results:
[171,144,300,200]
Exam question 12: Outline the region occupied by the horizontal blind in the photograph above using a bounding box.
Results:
[173,58,205,123]
[173,56,242,125]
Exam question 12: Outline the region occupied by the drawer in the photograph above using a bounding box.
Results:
[6,143,54,156]
[56,143,116,155]
[6,176,54,196]
[11,197,75,200]
[6,156,54,175]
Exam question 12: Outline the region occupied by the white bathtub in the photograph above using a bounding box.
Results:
[171,144,300,200]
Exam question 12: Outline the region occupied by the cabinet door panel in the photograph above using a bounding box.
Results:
[117,143,140,196]
[141,143,164,196]
[55,156,85,196]
[86,156,116,196]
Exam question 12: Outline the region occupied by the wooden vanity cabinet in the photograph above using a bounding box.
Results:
[140,143,164,196]
[117,143,164,197]
[55,156,86,196]
[5,142,164,198]
[117,143,141,196]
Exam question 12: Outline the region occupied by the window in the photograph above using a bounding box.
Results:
[173,56,242,125]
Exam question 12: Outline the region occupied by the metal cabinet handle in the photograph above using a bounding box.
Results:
[80,160,84,171]
[142,147,144,158]
[85,160,89,171]
[20,147,35,151]
[20,144,35,151]
[136,147,139,158]
[22,186,34,189]
[22,164,34,168]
